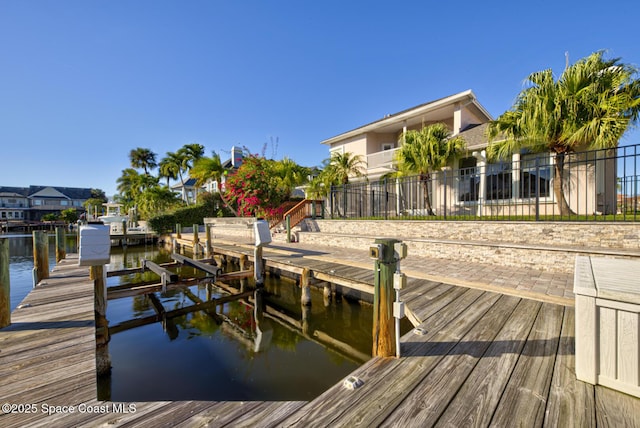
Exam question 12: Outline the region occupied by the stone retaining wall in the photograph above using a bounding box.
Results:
[301,219,640,250]
[297,219,640,273]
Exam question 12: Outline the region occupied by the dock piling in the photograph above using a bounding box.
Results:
[205,224,213,256]
[372,238,399,358]
[55,227,66,262]
[301,268,311,306]
[0,238,9,328]
[193,224,200,255]
[91,265,111,376]
[32,230,50,287]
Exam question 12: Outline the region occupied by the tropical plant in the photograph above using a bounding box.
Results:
[116,168,143,205]
[60,208,79,224]
[395,123,466,215]
[129,147,157,175]
[223,156,289,217]
[323,152,366,185]
[487,51,640,215]
[273,157,311,195]
[158,156,180,187]
[190,152,225,190]
[136,185,181,219]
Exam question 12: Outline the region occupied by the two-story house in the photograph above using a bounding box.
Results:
[321,90,492,181]
[320,90,619,217]
[0,188,29,223]
[0,185,92,225]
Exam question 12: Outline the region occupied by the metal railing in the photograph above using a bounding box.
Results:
[328,144,640,221]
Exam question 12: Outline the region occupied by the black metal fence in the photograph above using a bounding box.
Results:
[328,144,640,221]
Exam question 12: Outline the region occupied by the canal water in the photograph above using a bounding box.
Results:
[4,234,395,402]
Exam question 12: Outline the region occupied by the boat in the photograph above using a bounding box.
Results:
[97,203,129,224]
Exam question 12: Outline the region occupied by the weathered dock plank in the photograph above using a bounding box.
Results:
[490,302,564,427]
[432,298,541,427]
[544,306,596,427]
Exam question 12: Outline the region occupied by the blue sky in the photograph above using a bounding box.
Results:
[1,0,639,197]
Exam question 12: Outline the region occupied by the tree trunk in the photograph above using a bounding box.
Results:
[553,153,575,216]
[421,174,435,216]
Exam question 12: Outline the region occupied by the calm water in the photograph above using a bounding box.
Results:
[4,235,384,401]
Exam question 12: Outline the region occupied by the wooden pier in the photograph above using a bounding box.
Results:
[1,245,639,427]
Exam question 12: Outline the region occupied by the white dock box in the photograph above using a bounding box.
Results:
[574,256,640,398]
[254,220,272,247]
[78,224,111,266]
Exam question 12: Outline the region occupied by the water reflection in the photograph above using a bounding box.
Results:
[100,250,385,401]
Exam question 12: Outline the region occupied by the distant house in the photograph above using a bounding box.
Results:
[321,89,620,216]
[0,188,29,223]
[171,146,244,203]
[0,185,92,223]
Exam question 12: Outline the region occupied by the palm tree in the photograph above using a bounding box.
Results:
[325,152,366,185]
[116,168,143,203]
[190,152,225,191]
[179,143,205,170]
[129,148,157,175]
[273,157,311,195]
[158,156,180,187]
[487,51,640,215]
[395,123,466,215]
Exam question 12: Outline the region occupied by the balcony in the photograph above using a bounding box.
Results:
[367,148,399,170]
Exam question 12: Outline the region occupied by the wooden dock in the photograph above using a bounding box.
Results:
[1,248,639,427]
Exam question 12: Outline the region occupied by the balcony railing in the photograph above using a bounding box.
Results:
[367,148,399,170]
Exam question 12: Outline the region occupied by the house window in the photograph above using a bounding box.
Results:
[34,200,42,206]
[520,153,551,198]
[458,157,479,202]
[7,212,12,218]
[61,200,68,206]
[382,143,394,151]
[486,162,512,200]
[1,212,5,218]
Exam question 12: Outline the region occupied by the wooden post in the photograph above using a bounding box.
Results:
[323,283,332,307]
[32,231,49,287]
[0,238,10,328]
[205,224,212,256]
[301,268,311,306]
[121,220,127,247]
[92,265,111,375]
[55,227,66,263]
[254,246,264,286]
[286,215,291,243]
[239,254,248,293]
[372,238,399,358]
[176,223,182,239]
[193,224,200,255]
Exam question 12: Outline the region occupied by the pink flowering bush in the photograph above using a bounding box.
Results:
[224,156,289,218]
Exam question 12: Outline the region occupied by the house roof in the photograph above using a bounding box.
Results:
[171,178,199,190]
[459,123,490,151]
[0,187,29,197]
[28,186,92,199]
[0,186,93,199]
[321,90,493,146]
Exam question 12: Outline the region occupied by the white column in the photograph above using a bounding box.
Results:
[512,153,520,201]
[474,150,487,217]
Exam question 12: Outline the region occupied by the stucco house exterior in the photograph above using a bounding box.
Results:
[321,90,619,217]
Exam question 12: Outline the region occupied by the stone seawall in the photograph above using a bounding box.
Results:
[297,220,640,273]
[301,220,640,250]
